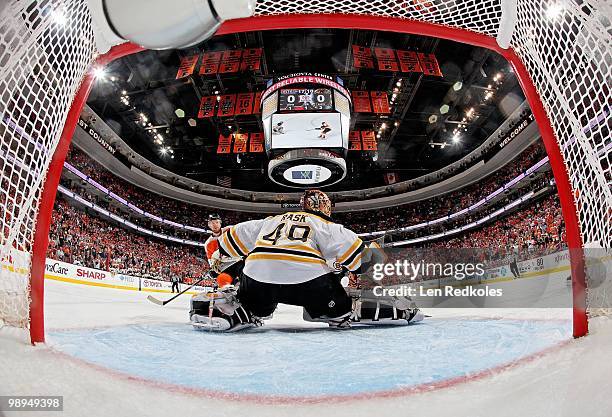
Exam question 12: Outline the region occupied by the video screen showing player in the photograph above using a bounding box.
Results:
[270,113,342,148]
[279,88,333,111]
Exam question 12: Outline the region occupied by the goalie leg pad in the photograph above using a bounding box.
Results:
[356,300,424,324]
[190,287,261,332]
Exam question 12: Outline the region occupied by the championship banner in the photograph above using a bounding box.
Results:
[197,96,216,118]
[219,50,243,73]
[352,91,372,113]
[233,133,248,153]
[235,93,254,115]
[361,130,377,150]
[418,52,443,77]
[217,94,237,117]
[374,48,399,71]
[370,91,391,114]
[253,92,263,114]
[217,134,232,153]
[352,45,374,69]
[240,48,263,72]
[397,50,423,73]
[200,51,222,75]
[349,131,362,150]
[249,132,264,153]
[176,54,199,79]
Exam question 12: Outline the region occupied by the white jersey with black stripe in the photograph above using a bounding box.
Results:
[218,212,364,284]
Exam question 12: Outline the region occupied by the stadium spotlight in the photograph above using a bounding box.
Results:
[92,67,106,79]
[545,3,564,20]
[51,10,67,26]
[89,0,257,50]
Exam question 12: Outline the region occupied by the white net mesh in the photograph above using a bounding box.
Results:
[0,0,97,328]
[0,0,609,333]
[254,0,612,321]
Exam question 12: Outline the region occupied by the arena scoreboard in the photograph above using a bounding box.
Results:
[278,88,333,111]
[261,73,352,188]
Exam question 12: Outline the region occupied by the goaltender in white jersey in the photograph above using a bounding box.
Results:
[218,211,364,284]
[190,189,423,331]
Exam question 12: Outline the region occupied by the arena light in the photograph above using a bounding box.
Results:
[92,67,106,79]
[453,81,463,91]
[545,3,564,20]
[440,104,450,114]
[51,10,67,26]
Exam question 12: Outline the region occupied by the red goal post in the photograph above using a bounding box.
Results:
[0,0,609,343]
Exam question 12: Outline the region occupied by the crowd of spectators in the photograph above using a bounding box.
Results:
[63,141,549,237]
[65,148,249,227]
[47,197,213,285]
[48,140,562,286]
[336,141,548,233]
[424,193,565,265]
[362,193,565,287]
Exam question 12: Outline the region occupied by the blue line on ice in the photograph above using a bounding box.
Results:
[48,319,571,397]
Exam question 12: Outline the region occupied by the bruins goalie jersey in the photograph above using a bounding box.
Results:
[217,212,365,284]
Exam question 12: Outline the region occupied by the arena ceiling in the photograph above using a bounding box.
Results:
[86,28,526,192]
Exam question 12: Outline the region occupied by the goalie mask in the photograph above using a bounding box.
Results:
[301,189,332,218]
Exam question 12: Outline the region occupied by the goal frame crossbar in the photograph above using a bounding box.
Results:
[27,14,587,344]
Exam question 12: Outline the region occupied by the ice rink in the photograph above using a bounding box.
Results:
[1,274,612,417]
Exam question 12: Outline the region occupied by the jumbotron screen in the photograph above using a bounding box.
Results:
[270,112,343,149]
[279,88,333,111]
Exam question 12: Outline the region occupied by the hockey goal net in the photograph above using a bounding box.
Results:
[0,0,610,342]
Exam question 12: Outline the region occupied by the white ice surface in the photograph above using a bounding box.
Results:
[1,276,611,417]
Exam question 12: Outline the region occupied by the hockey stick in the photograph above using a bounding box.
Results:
[146,271,213,306]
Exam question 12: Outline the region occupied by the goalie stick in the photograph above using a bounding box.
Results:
[147,271,213,306]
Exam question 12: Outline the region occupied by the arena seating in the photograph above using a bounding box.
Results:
[48,141,561,283]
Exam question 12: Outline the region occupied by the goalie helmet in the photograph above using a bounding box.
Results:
[300,189,332,218]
